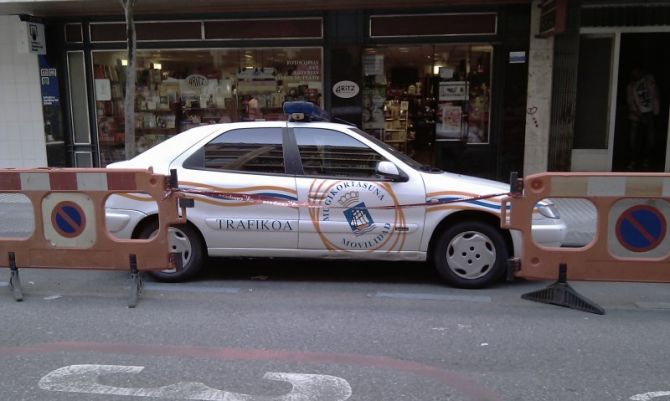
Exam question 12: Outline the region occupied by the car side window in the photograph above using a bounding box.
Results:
[184,128,285,174]
[293,128,386,179]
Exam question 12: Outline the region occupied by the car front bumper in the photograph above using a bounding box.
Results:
[105,209,148,239]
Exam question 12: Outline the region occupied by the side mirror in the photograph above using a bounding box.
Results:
[376,161,408,182]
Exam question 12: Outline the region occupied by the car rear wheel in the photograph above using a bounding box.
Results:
[432,221,508,289]
[138,221,205,282]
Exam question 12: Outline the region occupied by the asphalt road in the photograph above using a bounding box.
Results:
[1,258,669,401]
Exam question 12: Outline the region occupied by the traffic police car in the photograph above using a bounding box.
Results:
[106,102,566,288]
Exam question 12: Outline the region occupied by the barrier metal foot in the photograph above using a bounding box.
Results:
[521,263,605,315]
[8,253,23,302]
[128,254,143,308]
[170,252,183,272]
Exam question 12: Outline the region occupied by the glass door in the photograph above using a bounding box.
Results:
[612,33,670,172]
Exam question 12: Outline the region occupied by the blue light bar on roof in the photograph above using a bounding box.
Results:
[283,101,329,122]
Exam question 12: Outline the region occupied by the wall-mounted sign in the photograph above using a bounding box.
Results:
[332,81,360,99]
[509,51,527,64]
[17,21,46,54]
[185,74,208,89]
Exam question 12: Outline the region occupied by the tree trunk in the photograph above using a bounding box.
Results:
[120,0,137,159]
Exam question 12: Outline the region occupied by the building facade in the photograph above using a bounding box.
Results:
[0,14,48,168]
[526,0,670,174]
[0,0,532,181]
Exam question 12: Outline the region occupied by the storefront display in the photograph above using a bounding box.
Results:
[92,48,323,166]
[362,44,492,157]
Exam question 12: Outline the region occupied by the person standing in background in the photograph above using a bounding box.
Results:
[247,95,263,121]
[626,67,659,170]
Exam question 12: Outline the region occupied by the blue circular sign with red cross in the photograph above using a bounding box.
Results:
[615,205,667,253]
[51,201,87,238]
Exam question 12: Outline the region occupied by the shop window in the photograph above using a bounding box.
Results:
[185,128,285,174]
[361,44,492,162]
[294,128,386,178]
[92,47,322,166]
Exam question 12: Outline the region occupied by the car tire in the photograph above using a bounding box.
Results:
[138,221,205,282]
[432,221,508,289]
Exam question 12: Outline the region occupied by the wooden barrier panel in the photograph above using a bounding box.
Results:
[501,172,670,283]
[0,168,186,306]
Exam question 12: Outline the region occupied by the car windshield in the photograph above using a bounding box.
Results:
[348,127,441,173]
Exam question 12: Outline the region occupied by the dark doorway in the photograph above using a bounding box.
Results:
[612,33,670,172]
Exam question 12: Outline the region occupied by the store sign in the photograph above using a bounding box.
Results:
[186,74,208,89]
[332,81,359,99]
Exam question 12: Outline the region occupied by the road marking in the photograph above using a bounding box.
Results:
[141,283,240,294]
[38,364,352,401]
[4,342,500,401]
[630,391,670,400]
[373,291,491,303]
[635,302,670,310]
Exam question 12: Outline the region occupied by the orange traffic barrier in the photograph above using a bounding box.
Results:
[0,168,186,307]
[501,172,670,314]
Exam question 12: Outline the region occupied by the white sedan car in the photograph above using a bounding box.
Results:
[106,105,566,288]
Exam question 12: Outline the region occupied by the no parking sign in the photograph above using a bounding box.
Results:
[608,199,670,258]
[51,201,87,238]
[42,193,96,248]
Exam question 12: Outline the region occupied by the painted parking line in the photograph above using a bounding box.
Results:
[140,283,240,294]
[635,302,670,310]
[39,364,352,401]
[372,291,491,303]
[630,391,670,400]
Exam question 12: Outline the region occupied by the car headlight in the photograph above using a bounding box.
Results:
[536,200,560,219]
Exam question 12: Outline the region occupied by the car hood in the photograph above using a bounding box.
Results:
[420,171,510,213]
[422,171,509,197]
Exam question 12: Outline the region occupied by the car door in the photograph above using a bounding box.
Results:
[175,126,298,254]
[291,126,426,256]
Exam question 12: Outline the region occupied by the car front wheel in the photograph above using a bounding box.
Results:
[138,221,205,282]
[432,221,508,289]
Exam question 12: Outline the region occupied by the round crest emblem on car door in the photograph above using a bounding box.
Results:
[309,179,406,252]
